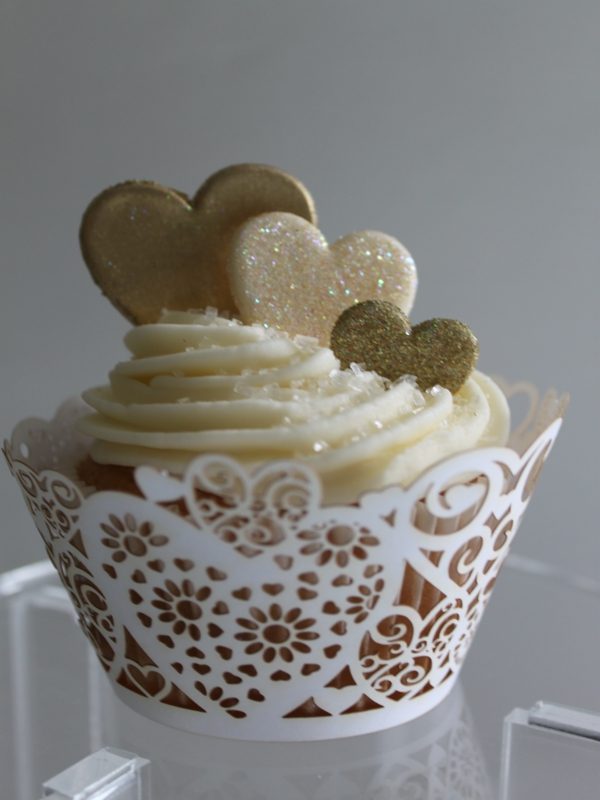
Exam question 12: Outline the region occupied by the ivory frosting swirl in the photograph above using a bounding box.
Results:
[76,309,510,503]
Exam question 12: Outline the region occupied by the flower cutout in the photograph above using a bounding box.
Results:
[297,524,379,567]
[151,579,212,641]
[346,577,384,624]
[100,513,168,564]
[235,604,318,663]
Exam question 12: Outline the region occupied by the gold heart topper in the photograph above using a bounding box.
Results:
[227,212,417,342]
[330,300,478,394]
[80,164,317,325]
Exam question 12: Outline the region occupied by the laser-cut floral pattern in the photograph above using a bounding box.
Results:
[297,523,380,567]
[3,388,565,739]
[100,514,169,564]
[235,604,319,665]
[152,578,211,641]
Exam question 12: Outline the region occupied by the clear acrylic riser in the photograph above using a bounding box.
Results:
[2,553,600,800]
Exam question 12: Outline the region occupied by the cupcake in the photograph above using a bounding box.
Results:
[3,164,567,740]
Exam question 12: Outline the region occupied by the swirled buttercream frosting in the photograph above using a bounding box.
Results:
[76,309,510,503]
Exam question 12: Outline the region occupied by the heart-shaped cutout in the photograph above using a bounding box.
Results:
[227,213,417,342]
[127,665,166,696]
[330,300,478,394]
[80,164,317,325]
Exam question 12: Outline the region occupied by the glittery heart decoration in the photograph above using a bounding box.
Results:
[330,300,478,394]
[80,164,317,325]
[227,213,417,342]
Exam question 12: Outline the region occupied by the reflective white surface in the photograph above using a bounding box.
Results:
[2,554,600,799]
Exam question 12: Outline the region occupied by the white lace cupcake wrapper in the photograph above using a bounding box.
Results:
[3,385,565,740]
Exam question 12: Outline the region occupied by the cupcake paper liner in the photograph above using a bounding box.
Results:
[3,384,566,740]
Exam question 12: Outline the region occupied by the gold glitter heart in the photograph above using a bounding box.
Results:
[330,300,478,394]
[227,213,417,342]
[80,164,317,325]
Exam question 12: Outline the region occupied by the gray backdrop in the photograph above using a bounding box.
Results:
[2,1,598,580]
